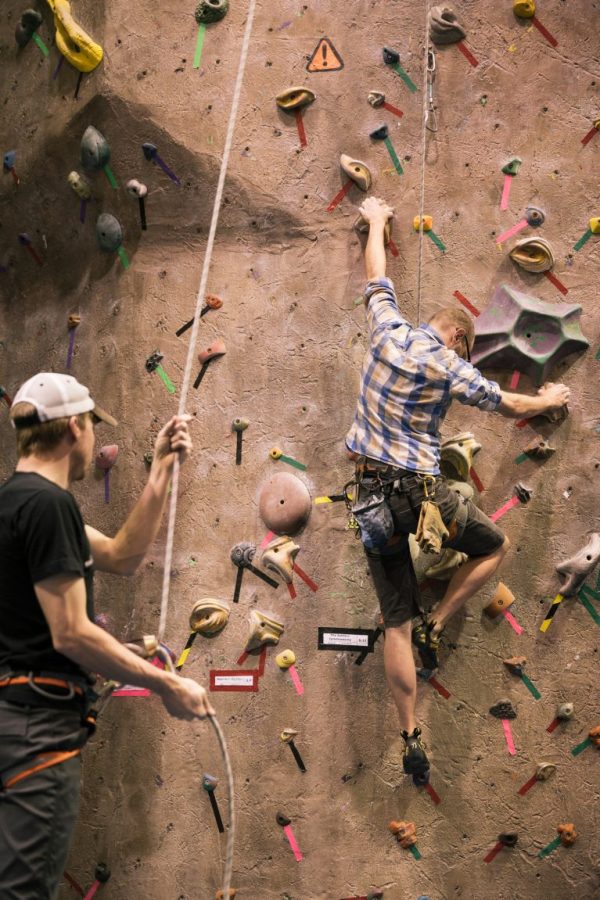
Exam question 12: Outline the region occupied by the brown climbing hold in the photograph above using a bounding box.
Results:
[388,820,417,848]
[68,313,81,329]
[513,0,535,18]
[280,727,298,743]
[440,432,481,482]
[555,533,600,597]
[340,154,372,192]
[258,471,311,535]
[276,86,316,111]
[189,598,230,636]
[524,434,555,459]
[503,656,527,676]
[355,213,392,245]
[537,400,569,425]
[556,702,574,720]
[261,535,300,583]
[484,582,515,618]
[245,610,284,653]
[205,294,223,310]
[509,237,555,273]
[428,6,467,45]
[489,699,516,719]
[215,891,237,900]
[424,548,467,581]
[95,445,118,471]
[589,725,600,747]
[275,649,296,669]
[535,763,557,782]
[198,340,226,365]
[557,823,577,846]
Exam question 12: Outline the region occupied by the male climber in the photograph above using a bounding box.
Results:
[346,197,570,776]
[0,372,214,899]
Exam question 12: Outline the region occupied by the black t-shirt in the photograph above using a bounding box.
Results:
[0,471,94,677]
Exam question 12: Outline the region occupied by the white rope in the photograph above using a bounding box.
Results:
[416,1,431,324]
[156,4,258,896]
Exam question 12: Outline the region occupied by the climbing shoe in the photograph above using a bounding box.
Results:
[401,727,430,776]
[411,618,442,671]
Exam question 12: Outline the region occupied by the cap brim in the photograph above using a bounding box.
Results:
[92,404,118,427]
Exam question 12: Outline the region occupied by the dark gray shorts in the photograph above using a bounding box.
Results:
[361,473,505,628]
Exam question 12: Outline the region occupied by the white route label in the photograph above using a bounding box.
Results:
[322,632,369,647]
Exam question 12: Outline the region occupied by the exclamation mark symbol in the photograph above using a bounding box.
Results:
[322,41,328,67]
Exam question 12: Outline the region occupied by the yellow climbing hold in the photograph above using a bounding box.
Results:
[46,0,104,72]
[413,215,433,232]
[589,217,600,234]
[513,0,535,18]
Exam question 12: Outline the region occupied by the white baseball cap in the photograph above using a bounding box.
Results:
[11,373,117,428]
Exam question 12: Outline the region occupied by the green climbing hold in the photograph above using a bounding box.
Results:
[195,0,229,24]
[502,157,522,176]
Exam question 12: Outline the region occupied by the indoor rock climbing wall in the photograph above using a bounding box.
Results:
[1,0,599,897]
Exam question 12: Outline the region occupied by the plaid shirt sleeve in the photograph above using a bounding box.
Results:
[445,353,502,411]
[364,277,408,338]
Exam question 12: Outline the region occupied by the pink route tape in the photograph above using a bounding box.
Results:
[84,882,101,900]
[502,609,523,635]
[259,531,275,549]
[502,719,516,755]
[496,219,528,244]
[283,824,303,861]
[509,370,521,390]
[113,686,150,697]
[490,495,520,523]
[500,174,513,211]
[288,664,304,695]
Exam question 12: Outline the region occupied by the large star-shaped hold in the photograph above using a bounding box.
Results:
[472,284,589,385]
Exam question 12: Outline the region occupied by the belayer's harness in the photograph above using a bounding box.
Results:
[0,671,98,791]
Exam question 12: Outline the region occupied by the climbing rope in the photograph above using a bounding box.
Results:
[155,2,258,895]
[416,0,432,325]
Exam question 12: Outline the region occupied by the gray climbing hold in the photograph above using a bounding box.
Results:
[555,533,600,597]
[514,482,532,504]
[230,541,256,569]
[525,205,545,227]
[81,126,111,171]
[489,699,516,719]
[195,0,229,24]
[428,6,467,45]
[96,213,122,252]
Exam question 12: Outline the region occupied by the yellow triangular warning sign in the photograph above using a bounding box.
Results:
[306,36,344,73]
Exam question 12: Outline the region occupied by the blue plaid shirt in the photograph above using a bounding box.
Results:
[345,278,502,475]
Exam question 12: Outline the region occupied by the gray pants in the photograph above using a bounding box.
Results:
[0,700,88,900]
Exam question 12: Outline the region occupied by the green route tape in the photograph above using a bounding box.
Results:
[539,836,561,859]
[383,137,403,175]
[520,673,541,700]
[193,23,206,69]
[281,454,307,471]
[103,164,118,189]
[427,230,446,253]
[391,62,417,93]
[32,33,49,56]
[156,364,176,394]
[571,736,592,757]
[408,844,421,860]
[573,228,592,251]
[514,452,528,464]
[117,247,130,270]
[578,592,600,626]
[595,347,600,360]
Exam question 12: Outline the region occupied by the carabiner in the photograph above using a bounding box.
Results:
[427,49,436,77]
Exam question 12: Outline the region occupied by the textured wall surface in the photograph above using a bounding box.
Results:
[1,1,600,898]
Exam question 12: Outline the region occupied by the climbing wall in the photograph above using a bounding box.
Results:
[1,0,599,897]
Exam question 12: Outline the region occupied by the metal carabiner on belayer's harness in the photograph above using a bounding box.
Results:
[425,49,438,133]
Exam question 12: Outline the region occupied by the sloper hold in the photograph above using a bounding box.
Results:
[95,444,118,471]
[258,472,311,535]
[197,340,226,364]
[81,126,110,171]
[489,699,516,719]
[15,9,42,47]
[472,284,589,385]
[340,154,372,191]
[96,214,122,253]
[261,535,300,583]
[428,6,467,45]
[195,0,229,23]
[502,157,522,176]
[509,237,555,273]
[276,86,316,111]
[189,598,230,636]
[440,431,481,482]
[245,609,284,652]
[3,151,16,171]
[555,533,600,597]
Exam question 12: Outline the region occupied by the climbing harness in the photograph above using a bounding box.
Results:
[425,49,438,133]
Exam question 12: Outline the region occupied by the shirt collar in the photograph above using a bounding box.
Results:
[417,322,445,345]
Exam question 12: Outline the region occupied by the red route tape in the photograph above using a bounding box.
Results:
[293,563,318,592]
[453,290,480,316]
[517,774,538,796]
[210,669,259,691]
[428,676,450,699]
[64,872,85,897]
[237,650,249,666]
[546,717,560,734]
[388,237,399,257]
[287,582,297,600]
[257,646,267,675]
[327,179,353,212]
[531,16,558,47]
[294,109,307,148]
[509,370,521,390]
[515,418,531,429]
[424,781,441,805]
[469,466,485,493]
[543,270,568,295]
[484,841,504,864]
[581,126,598,147]
[382,101,404,118]
[456,41,479,67]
